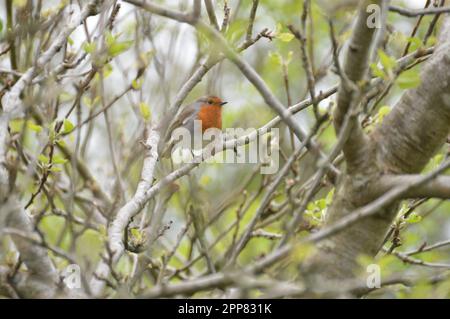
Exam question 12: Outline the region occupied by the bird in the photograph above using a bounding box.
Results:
[177,95,227,134]
[158,95,227,157]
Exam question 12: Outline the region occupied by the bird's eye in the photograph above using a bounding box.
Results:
[207,100,213,104]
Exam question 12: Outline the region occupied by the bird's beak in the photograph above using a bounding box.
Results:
[220,101,228,106]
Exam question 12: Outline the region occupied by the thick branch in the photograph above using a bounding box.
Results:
[91,126,160,295]
[373,16,450,174]
[306,160,450,244]
[3,197,59,298]
[334,0,382,171]
[372,174,450,199]
[303,15,450,283]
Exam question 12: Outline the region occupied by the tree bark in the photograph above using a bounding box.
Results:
[303,8,450,289]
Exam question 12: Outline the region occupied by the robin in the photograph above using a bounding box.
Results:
[159,95,227,157]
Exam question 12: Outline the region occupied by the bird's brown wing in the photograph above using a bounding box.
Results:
[158,103,195,134]
[179,102,199,125]
[176,101,201,133]
[158,101,200,148]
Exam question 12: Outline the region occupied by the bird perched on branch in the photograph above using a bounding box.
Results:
[158,95,228,157]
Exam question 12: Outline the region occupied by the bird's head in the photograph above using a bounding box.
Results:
[198,95,228,107]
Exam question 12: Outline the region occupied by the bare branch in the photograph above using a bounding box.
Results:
[373,174,450,199]
[245,0,259,42]
[204,0,220,30]
[389,4,450,17]
[306,159,450,244]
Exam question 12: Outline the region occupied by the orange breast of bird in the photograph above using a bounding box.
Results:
[197,104,222,132]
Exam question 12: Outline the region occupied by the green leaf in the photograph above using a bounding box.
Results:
[9,119,24,133]
[378,49,397,71]
[27,122,43,133]
[108,40,133,57]
[277,32,294,42]
[139,102,151,121]
[49,122,57,142]
[397,69,421,89]
[306,202,317,212]
[130,228,142,241]
[317,199,327,210]
[429,154,444,170]
[38,154,49,164]
[370,63,386,79]
[132,78,143,90]
[376,105,391,124]
[407,37,422,52]
[405,213,422,224]
[325,189,335,205]
[378,105,391,117]
[56,139,67,148]
[268,51,283,66]
[105,32,115,46]
[63,119,75,134]
[0,19,3,34]
[50,166,62,172]
[52,155,68,165]
[82,42,97,54]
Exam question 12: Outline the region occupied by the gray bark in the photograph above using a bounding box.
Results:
[303,8,450,289]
